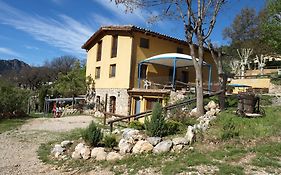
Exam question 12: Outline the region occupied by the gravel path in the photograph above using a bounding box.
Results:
[0,115,97,175]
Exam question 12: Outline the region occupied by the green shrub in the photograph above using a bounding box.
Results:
[164,120,184,135]
[129,120,145,130]
[226,95,238,108]
[103,134,118,149]
[144,103,167,137]
[82,121,103,146]
[221,118,239,141]
[260,95,274,106]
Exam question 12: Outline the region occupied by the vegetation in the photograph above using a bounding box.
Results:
[144,103,167,137]
[129,120,144,130]
[81,121,103,146]
[0,118,27,134]
[221,118,239,140]
[103,134,118,149]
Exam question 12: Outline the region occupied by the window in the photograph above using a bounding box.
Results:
[140,65,147,79]
[96,40,102,61]
[109,64,116,77]
[146,98,162,110]
[140,38,149,48]
[177,47,183,53]
[95,67,101,79]
[111,35,118,58]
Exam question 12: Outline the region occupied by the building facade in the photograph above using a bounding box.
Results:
[82,25,218,115]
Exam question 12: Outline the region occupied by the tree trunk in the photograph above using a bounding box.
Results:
[195,67,204,116]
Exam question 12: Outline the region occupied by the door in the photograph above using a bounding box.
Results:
[134,97,141,114]
[109,96,116,113]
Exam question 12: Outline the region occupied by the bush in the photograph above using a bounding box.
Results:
[221,118,239,141]
[225,95,238,108]
[82,121,103,146]
[164,120,184,135]
[260,95,274,106]
[144,103,167,137]
[103,134,118,149]
[129,120,145,130]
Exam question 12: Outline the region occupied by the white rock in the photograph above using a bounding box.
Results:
[106,152,122,161]
[146,137,162,146]
[215,108,221,115]
[205,109,216,117]
[112,129,120,134]
[61,140,73,148]
[206,100,217,110]
[94,111,104,118]
[185,126,195,144]
[71,151,81,159]
[172,137,188,145]
[51,144,65,155]
[132,140,154,154]
[153,140,173,153]
[91,147,107,161]
[80,146,91,160]
[122,129,143,141]
[75,143,85,152]
[190,108,197,117]
[118,139,134,155]
[172,144,184,152]
[55,152,61,158]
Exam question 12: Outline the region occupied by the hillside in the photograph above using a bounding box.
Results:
[0,59,30,75]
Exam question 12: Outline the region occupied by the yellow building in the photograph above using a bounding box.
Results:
[82,25,218,115]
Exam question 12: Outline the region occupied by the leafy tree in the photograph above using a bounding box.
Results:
[54,61,86,107]
[114,0,226,116]
[262,0,281,54]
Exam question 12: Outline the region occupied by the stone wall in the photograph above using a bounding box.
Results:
[95,88,129,115]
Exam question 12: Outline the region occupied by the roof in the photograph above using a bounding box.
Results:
[82,25,194,50]
[139,53,209,67]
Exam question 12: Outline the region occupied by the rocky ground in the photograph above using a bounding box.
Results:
[0,115,106,175]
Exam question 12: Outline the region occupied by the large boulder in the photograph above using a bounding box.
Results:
[132,140,154,154]
[81,146,91,160]
[91,147,107,161]
[147,137,162,146]
[172,137,188,145]
[122,128,144,142]
[106,152,122,161]
[71,151,81,159]
[185,126,195,144]
[153,140,173,154]
[75,143,85,152]
[118,139,134,155]
[171,144,184,152]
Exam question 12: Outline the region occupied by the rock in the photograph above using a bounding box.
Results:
[122,128,143,141]
[190,108,197,117]
[118,139,134,155]
[55,152,61,158]
[112,129,120,134]
[91,147,107,161]
[71,151,81,159]
[51,144,65,155]
[132,140,154,154]
[185,126,195,144]
[153,140,173,153]
[106,152,122,161]
[206,100,217,110]
[61,140,73,147]
[80,146,91,160]
[172,144,184,152]
[215,108,220,115]
[188,146,194,151]
[205,109,216,117]
[172,137,188,145]
[147,137,162,146]
[75,143,85,152]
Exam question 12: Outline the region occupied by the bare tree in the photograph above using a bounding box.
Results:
[44,55,78,75]
[237,48,253,78]
[254,54,266,75]
[114,0,226,116]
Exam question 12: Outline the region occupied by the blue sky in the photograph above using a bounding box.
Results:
[0,0,265,66]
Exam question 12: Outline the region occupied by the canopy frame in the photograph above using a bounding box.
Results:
[137,53,212,91]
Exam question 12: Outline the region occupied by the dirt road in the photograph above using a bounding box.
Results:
[0,115,96,175]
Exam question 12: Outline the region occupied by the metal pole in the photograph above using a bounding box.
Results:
[172,58,177,90]
[138,63,142,88]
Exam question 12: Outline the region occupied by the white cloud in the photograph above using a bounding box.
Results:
[91,14,120,26]
[92,0,147,24]
[0,1,95,56]
[0,47,21,57]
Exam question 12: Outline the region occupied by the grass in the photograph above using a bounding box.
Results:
[37,106,281,174]
[0,118,27,134]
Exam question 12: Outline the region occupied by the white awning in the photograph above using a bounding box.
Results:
[139,53,209,67]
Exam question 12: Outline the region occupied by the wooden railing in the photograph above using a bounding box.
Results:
[104,91,223,132]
